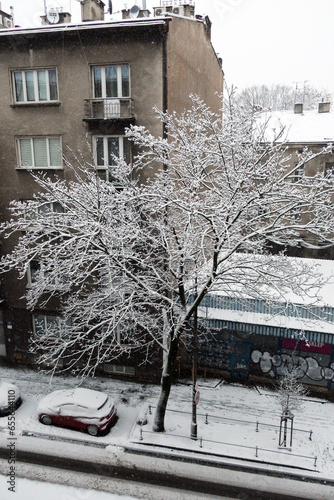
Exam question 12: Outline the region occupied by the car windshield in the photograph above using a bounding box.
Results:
[97,396,108,410]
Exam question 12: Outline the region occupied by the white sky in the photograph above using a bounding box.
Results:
[2,0,334,93]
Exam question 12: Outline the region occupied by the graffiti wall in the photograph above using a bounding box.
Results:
[251,349,334,385]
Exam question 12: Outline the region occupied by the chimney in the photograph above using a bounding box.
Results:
[294,103,303,114]
[318,101,331,113]
[81,0,105,22]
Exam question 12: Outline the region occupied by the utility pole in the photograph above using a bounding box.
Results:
[191,275,198,440]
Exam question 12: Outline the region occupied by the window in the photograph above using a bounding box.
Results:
[13,69,58,103]
[37,201,64,216]
[28,260,68,288]
[33,314,61,337]
[17,137,62,169]
[24,201,64,227]
[94,135,130,181]
[92,65,130,98]
[103,364,135,376]
[33,313,70,339]
[290,203,302,221]
[325,163,334,177]
[292,163,304,182]
[100,321,135,347]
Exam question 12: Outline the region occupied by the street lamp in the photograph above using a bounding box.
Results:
[191,274,198,440]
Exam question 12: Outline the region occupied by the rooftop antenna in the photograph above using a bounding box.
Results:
[130,3,140,17]
[47,7,60,23]
[293,80,308,104]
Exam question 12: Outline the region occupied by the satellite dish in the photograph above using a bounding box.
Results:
[47,8,59,24]
[130,5,140,18]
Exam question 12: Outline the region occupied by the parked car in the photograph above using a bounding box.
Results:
[37,388,117,436]
[0,380,22,417]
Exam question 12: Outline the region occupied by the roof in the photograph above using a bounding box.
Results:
[0,17,169,38]
[199,256,334,337]
[261,109,334,144]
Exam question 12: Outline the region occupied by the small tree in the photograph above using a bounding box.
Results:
[278,361,308,416]
[277,359,308,447]
[1,91,333,433]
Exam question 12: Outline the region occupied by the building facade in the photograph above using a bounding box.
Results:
[0,3,223,375]
[263,102,334,259]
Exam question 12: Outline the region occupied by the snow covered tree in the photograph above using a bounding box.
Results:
[1,92,333,432]
[236,83,332,111]
[277,358,308,447]
[277,360,308,417]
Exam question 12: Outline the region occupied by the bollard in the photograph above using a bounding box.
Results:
[205,414,208,425]
[309,430,313,441]
[314,456,317,467]
[256,421,259,432]
[200,438,203,448]
[140,426,143,441]
[255,446,258,457]
[148,405,152,415]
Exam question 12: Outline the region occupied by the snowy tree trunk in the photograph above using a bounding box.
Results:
[153,335,179,432]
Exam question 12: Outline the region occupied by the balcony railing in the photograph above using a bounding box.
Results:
[84,98,134,121]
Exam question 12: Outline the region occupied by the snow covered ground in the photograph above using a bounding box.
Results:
[0,363,334,498]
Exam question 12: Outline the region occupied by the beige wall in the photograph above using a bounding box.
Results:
[166,16,223,115]
[0,27,165,212]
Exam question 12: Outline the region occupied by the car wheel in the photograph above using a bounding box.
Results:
[40,414,52,425]
[87,424,98,436]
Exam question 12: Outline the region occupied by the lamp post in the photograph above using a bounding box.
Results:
[191,274,198,440]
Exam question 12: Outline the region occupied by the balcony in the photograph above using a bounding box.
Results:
[83,98,135,126]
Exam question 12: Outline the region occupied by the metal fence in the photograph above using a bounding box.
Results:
[139,406,317,468]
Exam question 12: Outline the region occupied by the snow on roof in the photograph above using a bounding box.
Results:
[209,255,334,308]
[261,108,334,144]
[199,306,334,335]
[201,256,334,334]
[0,17,167,38]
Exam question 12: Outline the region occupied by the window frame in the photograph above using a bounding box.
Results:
[12,68,59,104]
[325,163,334,177]
[92,64,130,99]
[292,162,305,183]
[27,259,68,289]
[17,136,63,170]
[32,313,62,338]
[93,135,131,182]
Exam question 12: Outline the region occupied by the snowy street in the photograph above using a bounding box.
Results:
[1,364,334,498]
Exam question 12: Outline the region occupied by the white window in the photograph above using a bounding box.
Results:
[17,137,62,169]
[28,260,68,289]
[33,313,61,337]
[94,135,130,181]
[33,313,70,339]
[13,69,58,103]
[93,65,130,98]
[292,163,304,182]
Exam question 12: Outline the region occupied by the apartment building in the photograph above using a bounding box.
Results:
[0,1,223,375]
[263,101,334,259]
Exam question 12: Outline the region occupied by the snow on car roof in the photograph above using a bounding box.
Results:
[42,388,108,410]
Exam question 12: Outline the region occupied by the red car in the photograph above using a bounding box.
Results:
[37,387,117,436]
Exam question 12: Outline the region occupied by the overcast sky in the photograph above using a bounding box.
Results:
[2,0,334,94]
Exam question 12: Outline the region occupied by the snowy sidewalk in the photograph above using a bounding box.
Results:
[127,405,321,477]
